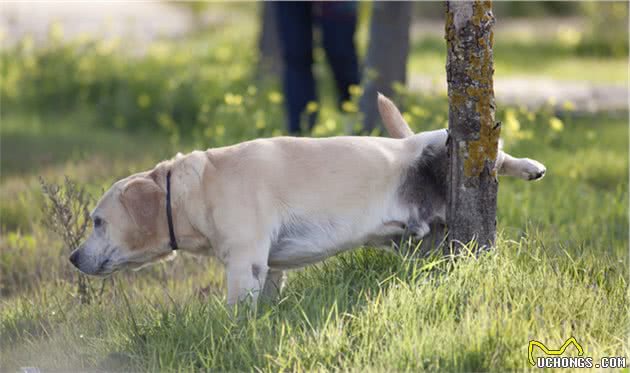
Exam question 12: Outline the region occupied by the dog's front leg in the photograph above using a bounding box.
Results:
[225,245,270,305]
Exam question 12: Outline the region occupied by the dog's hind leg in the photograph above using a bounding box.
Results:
[497,151,546,181]
[261,269,286,300]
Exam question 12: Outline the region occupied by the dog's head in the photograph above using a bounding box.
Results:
[69,171,175,276]
[70,151,211,276]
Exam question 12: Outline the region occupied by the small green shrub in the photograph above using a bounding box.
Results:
[1,31,287,145]
[40,176,102,304]
[577,2,629,58]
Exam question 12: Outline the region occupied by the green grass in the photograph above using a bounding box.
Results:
[1,9,628,371]
[3,241,627,371]
[0,110,173,177]
[1,109,627,371]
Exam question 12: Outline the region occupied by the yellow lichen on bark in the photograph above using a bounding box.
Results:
[463,0,499,178]
[471,1,492,25]
[450,91,467,109]
[445,10,455,41]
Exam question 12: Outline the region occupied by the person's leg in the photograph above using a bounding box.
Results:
[275,2,316,135]
[317,2,360,107]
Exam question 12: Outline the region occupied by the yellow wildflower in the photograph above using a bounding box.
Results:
[325,118,337,131]
[562,100,575,111]
[268,91,283,104]
[224,93,243,106]
[49,22,64,42]
[306,101,319,113]
[504,108,521,133]
[549,117,564,132]
[348,84,363,97]
[342,101,358,113]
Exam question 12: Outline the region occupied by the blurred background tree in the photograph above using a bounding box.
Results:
[359,2,412,133]
[257,2,282,79]
[578,1,629,57]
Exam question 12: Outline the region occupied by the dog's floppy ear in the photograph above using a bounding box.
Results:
[377,93,414,139]
[120,177,163,234]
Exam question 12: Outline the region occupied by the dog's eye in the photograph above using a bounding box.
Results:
[94,217,103,228]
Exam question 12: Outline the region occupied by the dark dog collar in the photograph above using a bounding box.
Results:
[166,170,178,251]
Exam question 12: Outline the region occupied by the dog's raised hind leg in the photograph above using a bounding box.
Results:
[496,151,546,181]
[261,269,286,301]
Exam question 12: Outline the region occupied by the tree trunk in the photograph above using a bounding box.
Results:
[359,2,411,133]
[445,1,499,250]
[257,2,282,79]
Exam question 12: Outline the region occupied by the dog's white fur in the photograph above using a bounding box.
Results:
[71,95,545,304]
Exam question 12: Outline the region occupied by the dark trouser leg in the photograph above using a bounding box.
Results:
[318,2,360,107]
[275,2,316,135]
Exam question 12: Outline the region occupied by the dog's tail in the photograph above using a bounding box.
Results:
[377,93,414,139]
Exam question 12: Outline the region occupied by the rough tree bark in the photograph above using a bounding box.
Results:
[359,2,411,133]
[445,1,499,250]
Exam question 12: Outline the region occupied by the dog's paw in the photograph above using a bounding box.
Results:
[410,221,431,238]
[522,158,546,181]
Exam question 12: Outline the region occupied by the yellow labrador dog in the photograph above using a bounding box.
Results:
[70,94,545,304]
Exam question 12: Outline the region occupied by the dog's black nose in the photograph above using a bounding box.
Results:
[69,250,80,267]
